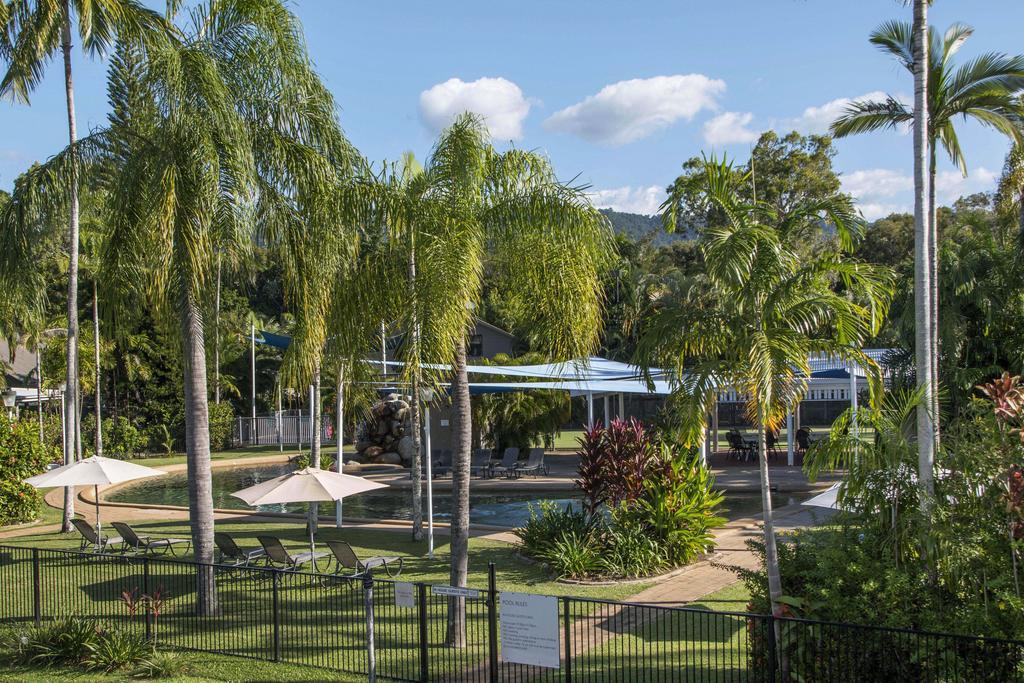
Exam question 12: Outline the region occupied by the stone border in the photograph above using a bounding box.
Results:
[511,550,725,586]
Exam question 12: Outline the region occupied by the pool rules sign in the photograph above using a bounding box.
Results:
[499,592,560,668]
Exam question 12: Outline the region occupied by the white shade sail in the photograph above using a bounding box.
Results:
[25,455,166,488]
[802,483,841,509]
[231,467,387,506]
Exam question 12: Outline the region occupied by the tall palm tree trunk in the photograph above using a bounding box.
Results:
[928,144,940,449]
[179,289,217,616]
[913,0,936,513]
[60,9,81,533]
[408,246,424,542]
[214,254,221,405]
[757,414,785,672]
[93,281,103,457]
[309,364,321,539]
[446,340,471,648]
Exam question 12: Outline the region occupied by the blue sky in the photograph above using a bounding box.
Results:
[2,1,1022,219]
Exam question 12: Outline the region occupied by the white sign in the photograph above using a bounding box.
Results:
[432,585,480,599]
[394,582,415,609]
[500,592,560,669]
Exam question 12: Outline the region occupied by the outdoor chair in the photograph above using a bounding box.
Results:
[324,539,403,578]
[796,427,812,454]
[71,518,123,553]
[726,431,754,462]
[112,522,192,557]
[509,448,548,478]
[258,535,328,572]
[470,449,494,478]
[432,450,453,477]
[766,429,781,461]
[214,532,265,568]
[488,447,520,478]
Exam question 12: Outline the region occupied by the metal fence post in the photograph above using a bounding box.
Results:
[766,613,778,682]
[562,596,572,683]
[487,563,499,682]
[272,570,281,662]
[364,570,376,683]
[143,557,152,641]
[31,548,41,627]
[418,583,429,683]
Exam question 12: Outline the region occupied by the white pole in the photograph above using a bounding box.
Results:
[850,362,859,458]
[786,412,794,466]
[309,384,315,450]
[424,403,434,559]
[250,323,257,444]
[603,394,610,425]
[380,321,387,376]
[586,392,594,429]
[618,393,624,420]
[336,366,345,528]
[276,383,283,452]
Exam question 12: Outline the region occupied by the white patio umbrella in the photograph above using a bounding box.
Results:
[24,455,167,540]
[231,467,387,560]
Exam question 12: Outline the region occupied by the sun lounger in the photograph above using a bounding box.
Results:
[510,448,548,478]
[71,518,123,553]
[112,522,192,557]
[489,447,520,478]
[470,448,494,478]
[214,532,265,567]
[258,535,328,572]
[325,539,403,577]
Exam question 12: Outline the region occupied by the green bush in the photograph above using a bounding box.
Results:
[20,616,101,668]
[601,508,667,578]
[0,413,56,525]
[85,626,150,672]
[131,649,188,679]
[292,452,335,471]
[102,416,147,458]
[208,401,235,452]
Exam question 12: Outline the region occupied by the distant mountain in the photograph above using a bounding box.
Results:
[600,209,686,246]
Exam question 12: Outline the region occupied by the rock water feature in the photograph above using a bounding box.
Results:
[353,393,416,467]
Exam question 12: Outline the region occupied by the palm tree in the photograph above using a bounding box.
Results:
[1,0,165,532]
[2,0,352,614]
[639,156,892,622]
[831,19,1024,503]
[405,114,612,645]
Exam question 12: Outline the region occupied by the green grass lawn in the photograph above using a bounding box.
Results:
[0,518,655,681]
[0,651,365,682]
[571,582,756,682]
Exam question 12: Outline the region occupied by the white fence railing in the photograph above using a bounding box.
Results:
[233,415,333,447]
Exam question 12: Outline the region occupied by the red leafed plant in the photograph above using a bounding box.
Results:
[575,418,660,514]
[978,372,1024,425]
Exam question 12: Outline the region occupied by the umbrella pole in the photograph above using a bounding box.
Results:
[308,506,317,571]
[94,484,101,551]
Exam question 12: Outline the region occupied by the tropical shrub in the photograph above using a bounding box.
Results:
[132,649,188,679]
[0,616,158,674]
[519,424,725,579]
[207,401,235,452]
[292,452,335,471]
[84,626,150,672]
[102,416,147,458]
[0,413,55,525]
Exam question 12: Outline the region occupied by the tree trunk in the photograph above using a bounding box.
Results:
[446,340,471,648]
[214,254,221,405]
[408,244,424,542]
[309,364,321,538]
[928,144,940,450]
[757,413,786,674]
[36,341,43,444]
[179,288,217,616]
[913,0,936,514]
[60,9,80,533]
[93,281,103,457]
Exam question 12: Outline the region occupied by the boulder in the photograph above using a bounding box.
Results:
[364,445,384,459]
[377,451,402,465]
[396,435,416,464]
[354,441,373,453]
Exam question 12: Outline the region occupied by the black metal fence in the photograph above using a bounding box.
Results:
[1,544,1022,681]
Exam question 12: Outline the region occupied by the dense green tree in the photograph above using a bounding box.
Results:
[1,0,167,531]
[636,157,892,625]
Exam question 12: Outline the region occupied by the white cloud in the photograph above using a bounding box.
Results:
[703,111,760,146]
[589,185,666,215]
[787,91,892,134]
[842,168,914,200]
[419,77,531,140]
[841,166,998,220]
[544,74,726,146]
[935,167,998,203]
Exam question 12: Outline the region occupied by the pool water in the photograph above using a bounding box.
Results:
[108,463,788,528]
